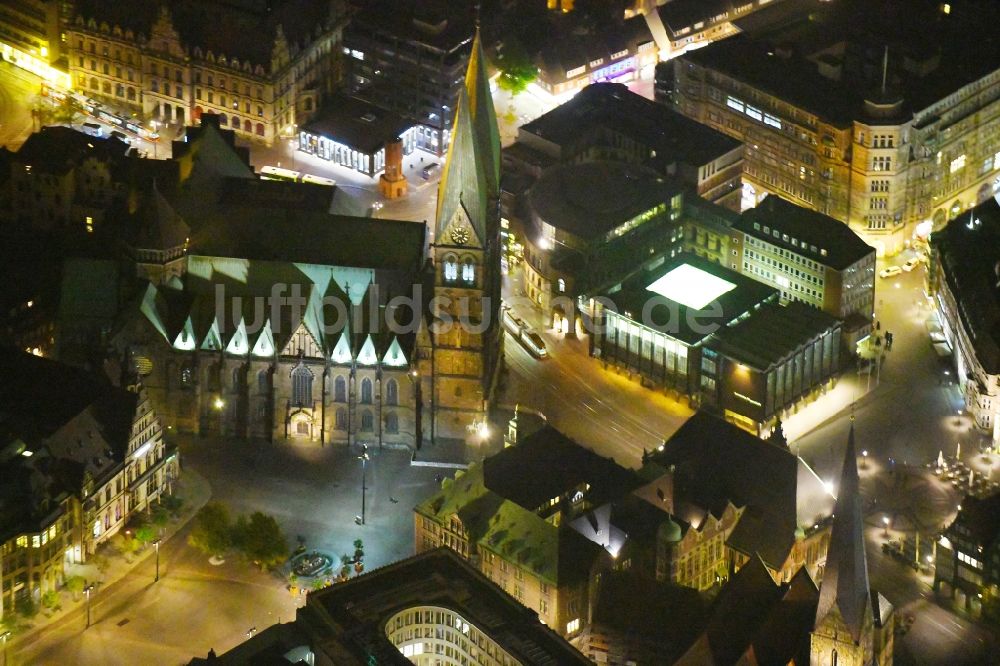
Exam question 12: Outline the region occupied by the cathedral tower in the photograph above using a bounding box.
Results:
[426,24,502,442]
[810,424,894,666]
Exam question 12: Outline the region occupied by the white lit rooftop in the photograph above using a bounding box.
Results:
[645,263,737,309]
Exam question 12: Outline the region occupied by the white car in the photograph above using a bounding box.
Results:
[901,258,919,272]
[879,266,902,279]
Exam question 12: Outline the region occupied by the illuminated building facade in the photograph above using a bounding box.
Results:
[65,1,348,144]
[934,492,1000,615]
[735,195,876,347]
[669,0,1000,255]
[342,1,475,156]
[929,195,1000,447]
[0,350,177,618]
[534,16,658,101]
[415,423,637,639]
[519,161,686,326]
[0,0,72,86]
[594,253,841,432]
[298,93,417,177]
[189,548,590,665]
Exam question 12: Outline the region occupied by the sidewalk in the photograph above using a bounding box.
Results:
[8,467,212,646]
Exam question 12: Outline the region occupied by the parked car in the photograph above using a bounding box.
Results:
[879,266,902,279]
[421,163,439,180]
[109,129,130,144]
[902,258,920,272]
[81,122,103,137]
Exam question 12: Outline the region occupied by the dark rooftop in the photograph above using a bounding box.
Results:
[681,0,1000,124]
[705,300,842,372]
[483,425,641,512]
[646,411,799,568]
[521,82,742,167]
[301,94,413,154]
[931,195,1000,374]
[13,126,129,175]
[604,252,779,346]
[738,195,875,270]
[347,0,474,54]
[190,207,427,273]
[527,161,682,241]
[950,491,1000,549]
[537,15,653,81]
[309,548,591,665]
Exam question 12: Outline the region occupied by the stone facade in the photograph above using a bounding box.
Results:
[65,3,348,145]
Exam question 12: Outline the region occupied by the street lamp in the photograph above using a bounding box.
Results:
[358,444,370,526]
[882,515,890,538]
[861,449,869,469]
[154,539,161,582]
[84,583,95,628]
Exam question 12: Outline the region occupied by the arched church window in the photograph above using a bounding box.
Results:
[361,377,373,404]
[444,259,458,282]
[361,410,374,431]
[462,260,475,284]
[385,378,398,406]
[334,375,347,402]
[385,412,398,433]
[292,365,312,406]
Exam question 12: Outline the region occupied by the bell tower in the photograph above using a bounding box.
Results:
[426,23,502,442]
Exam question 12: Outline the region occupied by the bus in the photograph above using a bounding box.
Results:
[302,173,336,187]
[261,166,302,182]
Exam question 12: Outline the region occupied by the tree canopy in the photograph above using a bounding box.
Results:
[234,512,288,570]
[495,37,538,98]
[188,502,232,558]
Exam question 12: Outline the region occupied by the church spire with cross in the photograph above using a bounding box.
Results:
[435,24,500,247]
[809,419,894,666]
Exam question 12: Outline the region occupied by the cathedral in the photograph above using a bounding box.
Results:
[113,28,501,450]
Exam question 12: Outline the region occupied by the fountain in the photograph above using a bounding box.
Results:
[937,450,945,468]
[292,551,333,578]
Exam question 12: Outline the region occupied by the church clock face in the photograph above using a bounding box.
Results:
[450,225,470,245]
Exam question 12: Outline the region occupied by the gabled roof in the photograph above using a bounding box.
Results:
[814,424,872,642]
[132,183,190,252]
[646,411,798,568]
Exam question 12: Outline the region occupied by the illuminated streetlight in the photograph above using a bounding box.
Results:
[154,539,161,582]
[882,515,890,537]
[213,397,225,410]
[84,584,95,628]
[861,449,869,469]
[358,444,370,525]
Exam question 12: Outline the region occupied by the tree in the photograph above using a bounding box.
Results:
[188,502,233,558]
[65,575,85,601]
[15,596,37,619]
[234,512,288,570]
[41,590,60,612]
[495,37,538,101]
[134,524,156,545]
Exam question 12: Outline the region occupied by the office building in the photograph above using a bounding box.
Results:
[736,195,876,346]
[668,0,1000,255]
[934,491,1000,617]
[342,0,475,155]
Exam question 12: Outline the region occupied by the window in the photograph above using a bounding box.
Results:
[444,259,458,281]
[557,278,566,293]
[180,365,194,385]
[361,411,374,431]
[334,375,346,402]
[258,370,269,393]
[385,412,398,433]
[335,408,347,430]
[566,618,580,634]
[291,365,312,406]
[385,378,398,406]
[361,377,373,404]
[462,260,475,284]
